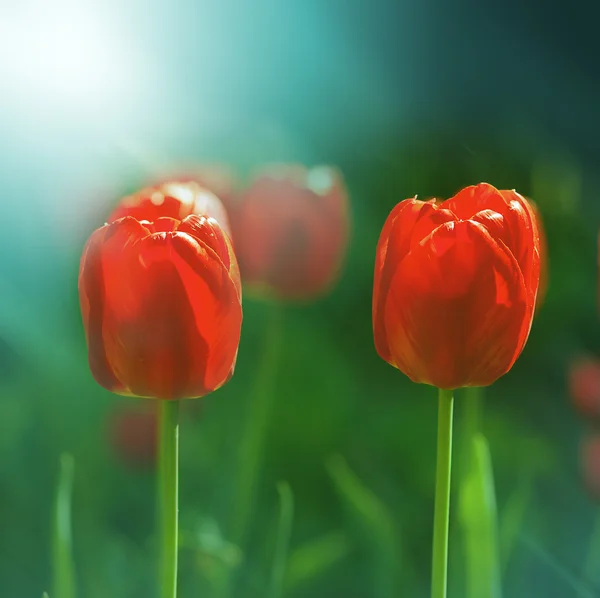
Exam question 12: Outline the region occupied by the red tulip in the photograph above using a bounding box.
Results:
[109,403,158,467]
[581,435,600,499]
[569,358,600,419]
[79,211,242,399]
[109,181,232,237]
[373,183,540,389]
[230,164,350,300]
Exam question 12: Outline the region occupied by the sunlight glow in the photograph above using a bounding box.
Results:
[0,3,143,119]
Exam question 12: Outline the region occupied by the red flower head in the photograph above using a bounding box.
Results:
[109,403,158,468]
[581,435,600,500]
[230,164,350,301]
[373,183,540,389]
[109,181,232,237]
[79,199,242,399]
[569,357,600,419]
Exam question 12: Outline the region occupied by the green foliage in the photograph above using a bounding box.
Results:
[326,455,401,598]
[459,434,502,598]
[0,125,596,597]
[268,482,294,598]
[52,454,76,598]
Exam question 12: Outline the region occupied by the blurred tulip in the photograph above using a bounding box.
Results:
[229,164,350,300]
[528,200,548,311]
[373,183,540,389]
[109,181,232,237]
[569,358,600,419]
[79,212,242,399]
[150,164,236,210]
[581,435,600,499]
[109,403,158,467]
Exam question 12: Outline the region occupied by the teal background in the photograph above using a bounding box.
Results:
[1,1,600,597]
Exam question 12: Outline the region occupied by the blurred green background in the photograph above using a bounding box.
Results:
[1,0,600,597]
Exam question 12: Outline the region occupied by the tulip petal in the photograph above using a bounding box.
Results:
[78,225,125,393]
[168,232,242,395]
[445,184,540,310]
[373,199,455,362]
[444,183,509,214]
[98,225,202,398]
[498,190,541,308]
[384,220,529,388]
[178,215,241,300]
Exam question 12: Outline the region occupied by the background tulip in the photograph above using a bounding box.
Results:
[229,164,350,300]
[109,181,232,238]
[569,358,600,420]
[581,435,600,500]
[108,403,158,467]
[79,213,242,400]
[149,164,237,211]
[373,183,541,390]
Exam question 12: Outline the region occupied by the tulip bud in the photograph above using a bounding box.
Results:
[79,209,242,400]
[229,164,350,301]
[373,183,540,389]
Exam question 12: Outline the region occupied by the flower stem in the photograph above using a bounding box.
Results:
[159,400,180,598]
[52,453,76,598]
[432,388,454,598]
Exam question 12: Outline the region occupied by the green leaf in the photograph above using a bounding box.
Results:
[326,455,398,598]
[498,474,533,573]
[268,481,294,598]
[458,434,502,598]
[52,453,76,598]
[284,531,351,592]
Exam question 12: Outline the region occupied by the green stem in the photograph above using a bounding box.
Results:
[159,400,180,598]
[52,453,76,598]
[432,388,454,598]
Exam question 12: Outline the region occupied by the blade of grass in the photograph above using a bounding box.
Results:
[284,531,351,593]
[52,453,76,598]
[458,434,502,598]
[326,455,398,598]
[268,482,294,598]
[498,474,533,574]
